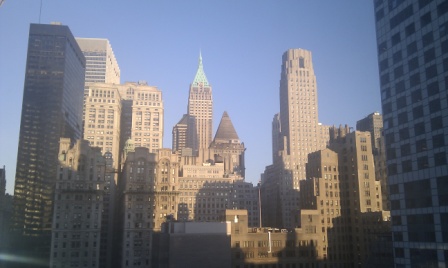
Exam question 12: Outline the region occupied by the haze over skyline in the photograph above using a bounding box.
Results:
[0,1,380,195]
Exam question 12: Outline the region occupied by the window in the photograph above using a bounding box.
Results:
[432,134,445,148]
[435,152,447,166]
[431,116,443,130]
[405,23,415,36]
[408,57,419,71]
[398,112,408,124]
[420,12,432,27]
[411,90,422,103]
[399,128,409,140]
[410,73,420,87]
[417,156,429,169]
[426,65,438,79]
[413,106,424,119]
[402,160,413,172]
[393,51,402,64]
[427,82,439,96]
[396,96,407,109]
[416,139,427,153]
[429,99,441,113]
[392,33,401,46]
[407,41,417,55]
[424,48,435,63]
[422,32,434,47]
[401,144,411,156]
[414,122,425,135]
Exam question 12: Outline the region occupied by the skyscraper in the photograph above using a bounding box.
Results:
[13,23,85,236]
[118,81,164,153]
[187,53,213,152]
[374,0,448,266]
[262,49,329,228]
[75,38,120,85]
[278,49,329,186]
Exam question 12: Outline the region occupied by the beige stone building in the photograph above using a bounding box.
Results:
[50,139,116,268]
[118,81,163,153]
[262,49,330,229]
[83,83,122,173]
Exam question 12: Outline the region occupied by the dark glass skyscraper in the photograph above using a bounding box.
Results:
[374,1,448,266]
[13,23,85,236]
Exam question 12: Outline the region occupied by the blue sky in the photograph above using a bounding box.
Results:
[0,1,380,194]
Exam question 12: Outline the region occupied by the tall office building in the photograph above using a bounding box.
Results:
[13,23,85,237]
[172,114,196,154]
[118,81,164,153]
[187,53,213,152]
[262,49,329,228]
[83,83,122,172]
[374,1,448,266]
[278,48,329,185]
[75,38,120,85]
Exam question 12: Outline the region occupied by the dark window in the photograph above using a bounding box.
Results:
[442,213,448,241]
[429,99,441,113]
[442,40,448,54]
[408,57,419,71]
[387,148,397,159]
[390,5,414,29]
[393,51,402,64]
[390,184,399,194]
[435,152,447,166]
[396,96,407,109]
[438,176,448,206]
[419,0,433,9]
[407,41,417,55]
[422,32,434,47]
[427,82,439,96]
[440,22,448,37]
[395,248,404,258]
[401,143,411,156]
[431,116,443,130]
[408,214,435,242]
[394,232,403,241]
[411,90,422,103]
[399,128,409,140]
[424,48,435,63]
[381,73,390,86]
[410,73,420,87]
[391,199,400,209]
[395,80,406,94]
[413,106,424,119]
[398,112,408,124]
[432,134,445,148]
[418,156,429,169]
[414,122,426,136]
[376,9,384,21]
[394,65,404,78]
[392,216,402,225]
[382,102,392,114]
[410,249,438,267]
[386,133,395,144]
[438,1,448,16]
[299,57,305,68]
[380,59,388,72]
[378,41,387,54]
[392,33,401,46]
[416,139,427,153]
[404,179,432,208]
[420,12,432,27]
[426,65,438,79]
[405,23,415,36]
[388,163,398,175]
[402,160,413,172]
[392,32,401,46]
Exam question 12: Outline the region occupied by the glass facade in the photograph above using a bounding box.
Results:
[374,0,448,266]
[13,23,85,236]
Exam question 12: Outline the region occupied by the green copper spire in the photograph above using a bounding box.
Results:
[192,52,210,87]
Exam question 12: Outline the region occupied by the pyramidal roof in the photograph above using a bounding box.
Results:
[213,111,239,143]
[192,52,210,87]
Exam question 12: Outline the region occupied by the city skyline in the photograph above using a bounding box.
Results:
[0,1,381,194]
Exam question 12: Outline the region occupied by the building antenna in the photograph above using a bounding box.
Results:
[39,0,43,23]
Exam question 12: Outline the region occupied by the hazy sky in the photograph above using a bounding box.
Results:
[0,1,380,194]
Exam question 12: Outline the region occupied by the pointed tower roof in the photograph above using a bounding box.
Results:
[192,52,210,87]
[213,111,240,143]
